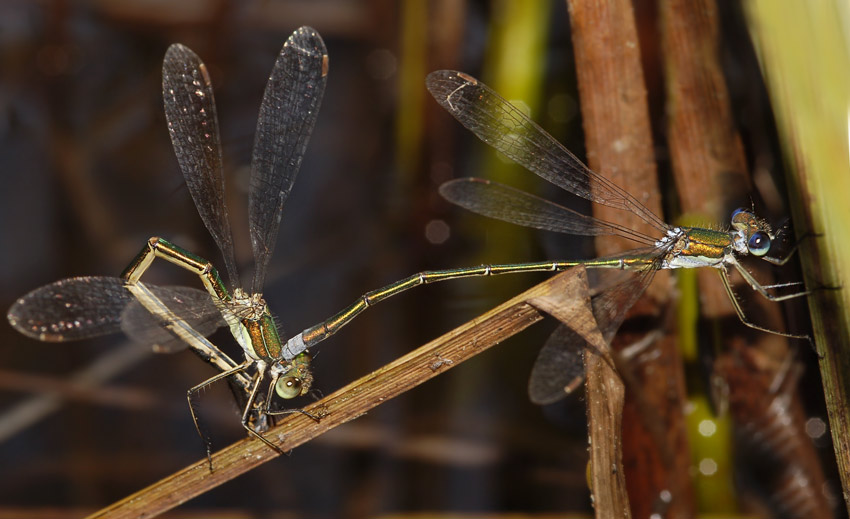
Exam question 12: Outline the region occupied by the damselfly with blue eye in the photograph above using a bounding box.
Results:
[262,69,811,405]
[424,70,811,403]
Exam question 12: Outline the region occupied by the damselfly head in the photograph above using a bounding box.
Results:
[731,208,774,237]
[730,208,773,257]
[275,376,305,399]
[274,352,313,399]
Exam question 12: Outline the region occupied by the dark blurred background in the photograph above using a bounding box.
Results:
[0,1,836,517]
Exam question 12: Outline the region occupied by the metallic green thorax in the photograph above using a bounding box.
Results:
[239,308,283,361]
[675,227,733,264]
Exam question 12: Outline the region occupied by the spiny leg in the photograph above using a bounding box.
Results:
[737,259,841,301]
[762,230,819,266]
[731,261,811,303]
[265,404,323,421]
[240,364,286,456]
[718,269,813,345]
[760,230,843,293]
[122,237,230,302]
[767,226,841,286]
[187,360,253,471]
[755,281,807,291]
[124,281,252,388]
[252,372,293,456]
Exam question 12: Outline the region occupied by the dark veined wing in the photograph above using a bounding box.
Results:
[120,285,227,353]
[7,276,133,342]
[527,255,661,404]
[163,43,239,288]
[249,26,328,294]
[426,70,668,234]
[440,178,659,246]
[7,275,227,354]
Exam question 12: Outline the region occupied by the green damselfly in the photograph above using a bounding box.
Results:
[279,70,809,404]
[8,27,327,463]
[427,70,811,403]
[6,57,809,464]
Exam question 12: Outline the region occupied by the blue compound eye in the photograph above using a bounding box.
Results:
[730,207,753,230]
[748,231,771,256]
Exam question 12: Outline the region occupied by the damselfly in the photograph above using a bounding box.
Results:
[8,27,327,463]
[274,70,809,406]
[426,70,811,403]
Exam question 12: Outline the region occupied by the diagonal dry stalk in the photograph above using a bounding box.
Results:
[530,280,629,516]
[86,267,626,518]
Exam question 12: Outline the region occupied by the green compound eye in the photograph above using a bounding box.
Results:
[275,376,303,399]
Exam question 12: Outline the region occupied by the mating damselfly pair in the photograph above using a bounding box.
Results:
[7,27,810,466]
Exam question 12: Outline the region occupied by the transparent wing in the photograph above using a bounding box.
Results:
[163,43,239,287]
[592,266,657,343]
[527,265,658,404]
[528,324,587,405]
[249,26,328,293]
[120,285,227,353]
[440,178,658,246]
[7,276,227,355]
[426,70,668,234]
[7,276,132,342]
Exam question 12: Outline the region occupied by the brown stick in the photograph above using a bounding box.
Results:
[662,0,789,344]
[662,0,753,321]
[85,268,594,519]
[530,280,627,514]
[567,0,693,517]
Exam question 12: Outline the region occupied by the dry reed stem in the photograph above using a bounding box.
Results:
[87,268,608,518]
